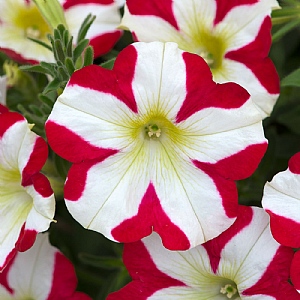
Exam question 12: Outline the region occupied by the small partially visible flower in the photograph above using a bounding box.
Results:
[108,206,299,300]
[0,112,55,271]
[0,0,122,63]
[262,152,300,248]
[0,75,7,109]
[0,233,91,300]
[120,0,280,118]
[46,41,267,250]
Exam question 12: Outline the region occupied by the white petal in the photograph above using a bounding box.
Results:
[65,142,151,240]
[51,86,137,150]
[7,234,55,299]
[131,42,188,119]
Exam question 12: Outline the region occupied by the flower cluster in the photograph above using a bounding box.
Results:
[0,0,300,299]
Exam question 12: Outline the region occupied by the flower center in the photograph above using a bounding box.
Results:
[220,283,239,299]
[145,123,162,138]
[13,4,51,41]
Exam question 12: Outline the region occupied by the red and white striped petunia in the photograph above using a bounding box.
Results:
[0,0,122,63]
[0,233,91,300]
[0,112,55,271]
[46,41,267,250]
[108,206,300,300]
[120,0,280,118]
[262,152,300,248]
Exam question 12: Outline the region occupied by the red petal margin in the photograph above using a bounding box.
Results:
[47,252,91,299]
[15,225,37,252]
[63,0,114,9]
[45,121,118,164]
[193,160,238,219]
[64,157,113,201]
[210,143,268,181]
[242,246,299,299]
[289,152,300,174]
[214,0,259,25]
[126,0,179,30]
[225,17,280,95]
[68,45,138,113]
[0,112,24,138]
[0,255,16,293]
[0,104,9,113]
[21,137,48,187]
[107,240,186,300]
[176,52,250,122]
[90,31,122,58]
[0,47,38,64]
[291,251,300,291]
[203,205,253,273]
[111,183,191,250]
[266,210,300,248]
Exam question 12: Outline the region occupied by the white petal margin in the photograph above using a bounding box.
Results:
[0,116,55,269]
[64,2,121,40]
[139,208,282,299]
[262,167,300,224]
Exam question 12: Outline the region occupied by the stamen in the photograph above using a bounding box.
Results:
[26,26,41,39]
[220,284,238,299]
[145,124,161,138]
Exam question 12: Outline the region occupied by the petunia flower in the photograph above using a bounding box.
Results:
[46,41,267,250]
[120,0,280,118]
[0,112,55,271]
[0,0,122,63]
[107,206,300,300]
[0,233,91,300]
[262,152,300,248]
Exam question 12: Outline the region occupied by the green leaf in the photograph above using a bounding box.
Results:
[281,68,300,87]
[272,18,300,42]
[54,39,66,62]
[79,253,124,270]
[27,37,52,51]
[20,64,50,74]
[43,77,62,94]
[100,58,116,70]
[73,39,89,63]
[83,46,94,67]
[76,14,96,43]
[65,57,76,75]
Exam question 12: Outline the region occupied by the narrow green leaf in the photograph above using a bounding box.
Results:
[66,36,73,58]
[65,57,76,75]
[78,253,124,270]
[20,64,50,74]
[83,46,94,66]
[28,104,44,117]
[27,37,52,51]
[281,68,300,87]
[54,39,66,62]
[76,14,96,43]
[73,39,89,62]
[100,58,116,70]
[43,77,62,94]
[38,94,55,109]
[40,62,57,76]
[272,18,300,42]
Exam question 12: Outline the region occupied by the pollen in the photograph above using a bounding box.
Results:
[220,284,238,299]
[145,124,161,138]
